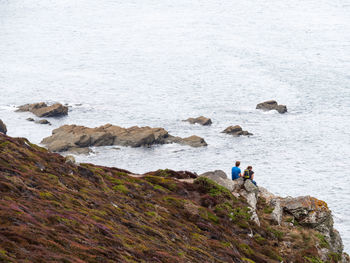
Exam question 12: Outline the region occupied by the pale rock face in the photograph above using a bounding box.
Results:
[200,170,227,179]
[243,180,260,226]
[199,170,244,192]
[270,198,283,225]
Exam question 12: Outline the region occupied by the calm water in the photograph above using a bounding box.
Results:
[1,0,350,251]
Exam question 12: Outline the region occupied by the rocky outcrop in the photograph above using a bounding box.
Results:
[17,102,68,117]
[183,116,212,126]
[282,196,343,253]
[41,124,207,152]
[256,100,287,114]
[222,125,253,136]
[260,191,346,259]
[198,170,349,261]
[0,120,7,134]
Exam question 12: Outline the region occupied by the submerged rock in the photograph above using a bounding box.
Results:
[26,118,35,122]
[17,102,68,117]
[256,100,287,114]
[222,125,253,136]
[0,120,7,134]
[41,124,207,152]
[183,116,212,126]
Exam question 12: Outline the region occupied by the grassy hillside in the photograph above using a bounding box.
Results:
[0,134,344,262]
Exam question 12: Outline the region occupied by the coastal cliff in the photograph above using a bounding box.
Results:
[0,133,348,263]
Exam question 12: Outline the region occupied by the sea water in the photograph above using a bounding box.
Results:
[0,0,349,251]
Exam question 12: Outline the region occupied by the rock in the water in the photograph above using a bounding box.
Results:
[41,124,207,152]
[26,118,35,122]
[35,119,51,125]
[183,116,212,126]
[256,100,287,114]
[276,104,287,114]
[174,135,208,147]
[222,125,253,136]
[17,102,68,117]
[0,120,7,134]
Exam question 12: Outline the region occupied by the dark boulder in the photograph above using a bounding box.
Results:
[17,102,68,117]
[183,116,212,126]
[256,100,287,114]
[222,125,252,136]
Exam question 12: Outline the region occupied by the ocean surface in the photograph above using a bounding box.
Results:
[1,0,350,252]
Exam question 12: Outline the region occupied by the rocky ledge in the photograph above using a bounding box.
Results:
[183,116,212,126]
[222,125,253,136]
[0,119,7,134]
[201,170,349,262]
[256,100,287,114]
[41,124,207,152]
[16,102,68,117]
[0,133,348,263]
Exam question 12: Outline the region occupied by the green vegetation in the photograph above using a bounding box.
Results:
[304,256,325,263]
[194,177,233,199]
[113,184,128,193]
[267,227,284,241]
[238,243,253,256]
[0,133,342,263]
[316,233,330,249]
[263,206,273,214]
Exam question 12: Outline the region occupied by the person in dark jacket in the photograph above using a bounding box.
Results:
[243,166,257,185]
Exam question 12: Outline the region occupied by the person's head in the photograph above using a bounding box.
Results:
[247,166,252,170]
[235,161,240,167]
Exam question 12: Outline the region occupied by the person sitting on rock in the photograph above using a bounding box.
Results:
[231,161,242,180]
[243,166,257,185]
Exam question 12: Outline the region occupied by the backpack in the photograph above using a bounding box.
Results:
[243,169,251,180]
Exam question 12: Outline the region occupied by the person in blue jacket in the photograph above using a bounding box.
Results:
[231,161,242,180]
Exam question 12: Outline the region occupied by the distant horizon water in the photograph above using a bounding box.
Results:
[1,0,350,252]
